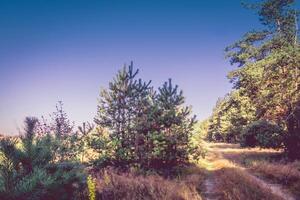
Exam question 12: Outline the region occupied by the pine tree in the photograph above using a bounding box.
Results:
[155,79,196,168]
[94,64,200,172]
[225,0,300,158]
[94,62,152,167]
[0,117,85,200]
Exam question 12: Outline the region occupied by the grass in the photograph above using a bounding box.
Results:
[213,143,282,166]
[211,142,300,197]
[216,167,283,200]
[200,142,296,200]
[2,135,299,200]
[92,167,204,200]
[88,143,300,200]
[251,160,300,197]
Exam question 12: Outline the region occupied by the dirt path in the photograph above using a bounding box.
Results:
[202,174,221,200]
[201,143,295,200]
[200,145,223,200]
[244,171,295,200]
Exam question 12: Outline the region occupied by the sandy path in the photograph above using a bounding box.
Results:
[202,174,221,200]
[201,143,295,200]
[200,146,223,200]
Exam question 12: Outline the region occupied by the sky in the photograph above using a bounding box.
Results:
[0,0,278,134]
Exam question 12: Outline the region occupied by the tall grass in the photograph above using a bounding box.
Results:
[251,161,300,196]
[93,168,203,200]
[216,167,283,200]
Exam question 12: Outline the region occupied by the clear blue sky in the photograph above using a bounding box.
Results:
[0,0,273,134]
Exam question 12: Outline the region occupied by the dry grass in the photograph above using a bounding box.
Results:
[180,164,206,192]
[93,168,204,200]
[251,161,300,197]
[212,143,282,166]
[210,143,300,197]
[200,143,295,200]
[216,167,283,200]
[199,143,280,200]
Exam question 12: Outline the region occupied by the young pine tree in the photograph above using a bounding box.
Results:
[94,62,152,168]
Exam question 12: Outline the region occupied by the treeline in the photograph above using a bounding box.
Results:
[0,64,202,200]
[206,0,300,159]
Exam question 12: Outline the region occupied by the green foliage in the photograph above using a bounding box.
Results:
[240,120,284,148]
[209,0,300,159]
[37,102,94,163]
[207,91,256,143]
[0,117,86,200]
[193,119,209,140]
[93,63,200,173]
[87,175,96,200]
[94,63,153,167]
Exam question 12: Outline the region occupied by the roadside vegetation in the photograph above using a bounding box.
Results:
[201,143,297,200]
[216,168,283,200]
[0,65,204,200]
[251,161,300,197]
[197,2,300,199]
[206,0,300,160]
[0,0,299,199]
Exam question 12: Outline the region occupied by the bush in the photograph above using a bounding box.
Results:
[87,175,96,200]
[240,120,284,148]
[0,117,86,200]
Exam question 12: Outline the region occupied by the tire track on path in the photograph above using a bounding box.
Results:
[201,143,295,200]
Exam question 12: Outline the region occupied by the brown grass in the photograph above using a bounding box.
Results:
[93,168,204,200]
[251,161,300,197]
[216,167,283,200]
[202,143,288,200]
[213,143,282,166]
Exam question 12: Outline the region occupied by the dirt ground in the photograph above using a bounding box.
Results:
[200,143,296,200]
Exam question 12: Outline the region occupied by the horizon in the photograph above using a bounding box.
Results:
[0,0,292,135]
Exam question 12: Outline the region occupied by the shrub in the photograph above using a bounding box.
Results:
[240,120,284,148]
[87,175,96,200]
[0,117,86,200]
